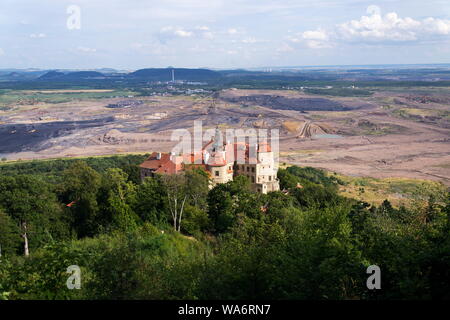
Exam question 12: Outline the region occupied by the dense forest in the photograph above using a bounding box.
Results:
[0,156,449,300]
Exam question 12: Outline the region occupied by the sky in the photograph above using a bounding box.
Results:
[0,0,450,70]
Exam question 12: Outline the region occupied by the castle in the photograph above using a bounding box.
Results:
[139,128,280,194]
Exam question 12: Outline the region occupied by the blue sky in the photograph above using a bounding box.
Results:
[0,0,450,69]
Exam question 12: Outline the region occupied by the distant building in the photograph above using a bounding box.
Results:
[139,128,280,194]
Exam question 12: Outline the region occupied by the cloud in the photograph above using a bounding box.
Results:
[158,25,214,42]
[30,33,46,38]
[160,26,193,38]
[297,6,450,48]
[302,29,328,41]
[0,48,4,56]
[287,28,333,49]
[77,46,97,53]
[227,28,238,35]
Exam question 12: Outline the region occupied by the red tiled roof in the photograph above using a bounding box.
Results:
[140,152,182,174]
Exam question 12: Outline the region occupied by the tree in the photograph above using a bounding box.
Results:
[185,168,210,210]
[61,161,101,237]
[0,211,21,256]
[207,176,254,234]
[101,168,139,232]
[277,169,299,190]
[134,177,168,226]
[181,205,210,235]
[160,173,188,232]
[0,175,68,256]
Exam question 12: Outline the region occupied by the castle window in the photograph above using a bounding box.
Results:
[251,167,255,173]
[246,167,249,172]
[252,176,255,183]
[228,166,232,171]
[269,176,272,181]
[215,171,219,177]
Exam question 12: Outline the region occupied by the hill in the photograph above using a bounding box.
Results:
[38,71,105,80]
[129,68,222,81]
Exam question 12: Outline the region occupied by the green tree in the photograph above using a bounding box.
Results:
[134,177,168,226]
[185,168,210,210]
[101,168,139,232]
[0,211,21,256]
[0,175,69,256]
[61,161,101,237]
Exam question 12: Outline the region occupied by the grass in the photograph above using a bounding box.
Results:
[279,163,445,207]
[0,89,140,107]
[392,107,450,123]
[335,174,446,207]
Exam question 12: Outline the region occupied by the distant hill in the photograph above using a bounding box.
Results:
[129,68,222,81]
[38,71,105,80]
[38,71,66,80]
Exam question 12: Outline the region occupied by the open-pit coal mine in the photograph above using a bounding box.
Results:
[0,117,115,153]
[221,95,353,112]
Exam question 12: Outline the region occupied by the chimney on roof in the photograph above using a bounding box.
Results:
[156,152,162,160]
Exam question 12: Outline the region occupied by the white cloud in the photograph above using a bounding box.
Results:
[160,26,192,38]
[302,29,329,41]
[287,28,332,49]
[298,6,450,48]
[159,26,215,41]
[174,29,193,37]
[227,28,238,35]
[301,29,332,48]
[30,33,46,38]
[337,11,422,42]
[77,46,97,53]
